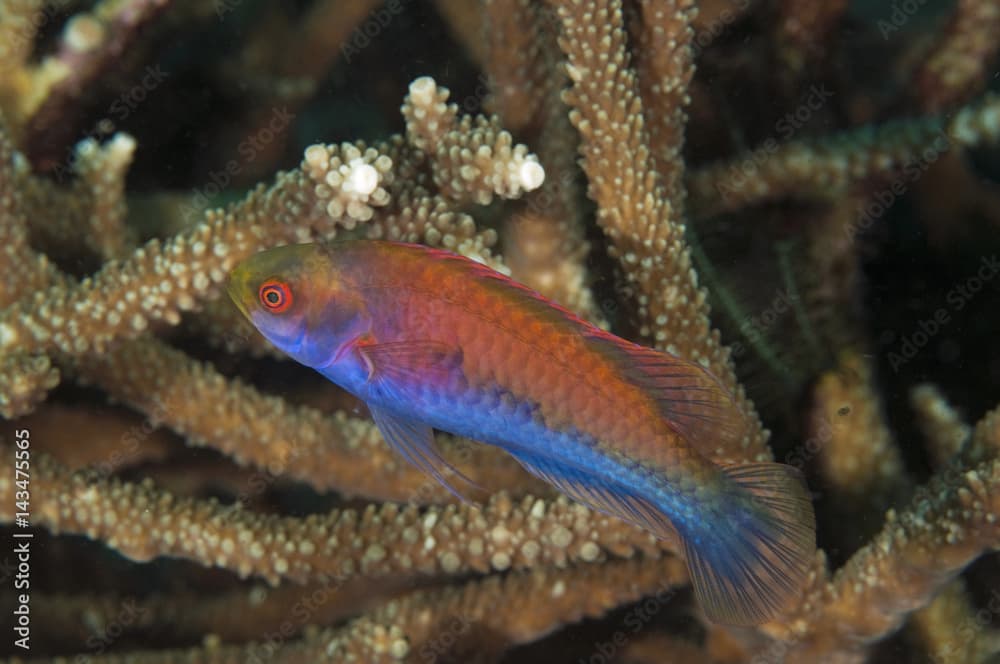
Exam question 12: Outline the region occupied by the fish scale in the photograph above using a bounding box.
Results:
[228,240,816,626]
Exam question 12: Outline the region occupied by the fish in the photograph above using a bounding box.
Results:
[227,240,816,625]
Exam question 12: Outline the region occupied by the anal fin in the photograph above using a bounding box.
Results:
[507,448,677,541]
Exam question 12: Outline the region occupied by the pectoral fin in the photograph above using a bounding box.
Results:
[355,338,463,384]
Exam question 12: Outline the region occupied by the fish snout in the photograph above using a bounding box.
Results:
[226,265,253,319]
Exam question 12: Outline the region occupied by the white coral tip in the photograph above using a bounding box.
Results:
[344,159,379,196]
[518,160,545,191]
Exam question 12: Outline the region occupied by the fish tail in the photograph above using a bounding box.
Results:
[676,462,816,625]
[505,447,814,625]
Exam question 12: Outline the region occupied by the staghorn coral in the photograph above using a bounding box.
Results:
[0,1,999,663]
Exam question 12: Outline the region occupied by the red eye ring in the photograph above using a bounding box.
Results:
[258,279,292,313]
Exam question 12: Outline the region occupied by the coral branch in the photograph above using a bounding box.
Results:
[688,94,1000,217]
[21,0,174,167]
[786,453,1000,660]
[773,0,847,76]
[548,0,767,462]
[913,0,1000,112]
[0,447,670,585]
[632,0,697,205]
[812,352,909,515]
[4,2,1000,660]
[912,384,972,467]
[484,0,603,323]
[401,76,546,206]
[0,142,395,356]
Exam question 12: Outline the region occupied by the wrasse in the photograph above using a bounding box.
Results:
[228,240,815,625]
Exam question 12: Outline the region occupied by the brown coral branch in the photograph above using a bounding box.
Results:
[434,0,490,68]
[319,555,688,662]
[484,0,604,323]
[908,579,1000,664]
[0,353,59,419]
[963,402,1000,466]
[0,141,395,357]
[687,93,1000,217]
[913,0,1000,113]
[0,123,66,302]
[631,0,697,206]
[0,0,41,72]
[21,0,175,168]
[482,0,549,135]
[548,0,768,463]
[22,556,687,664]
[72,133,138,258]
[0,447,672,586]
[812,352,910,518]
[17,403,173,472]
[401,76,546,206]
[23,576,415,652]
[1,75,546,364]
[784,453,1000,660]
[773,0,847,77]
[911,384,972,467]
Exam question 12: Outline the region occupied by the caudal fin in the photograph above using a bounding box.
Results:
[506,447,815,625]
[679,462,816,625]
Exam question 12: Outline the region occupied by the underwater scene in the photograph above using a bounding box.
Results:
[1,0,999,662]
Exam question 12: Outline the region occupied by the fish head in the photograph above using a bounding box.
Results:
[228,243,369,367]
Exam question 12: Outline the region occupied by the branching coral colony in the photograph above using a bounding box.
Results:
[0,0,999,662]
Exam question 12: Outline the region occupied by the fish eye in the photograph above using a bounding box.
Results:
[258,279,292,313]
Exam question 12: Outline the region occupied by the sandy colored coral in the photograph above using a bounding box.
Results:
[912,384,972,467]
[812,351,908,510]
[688,94,1000,217]
[783,455,1000,661]
[914,0,1000,112]
[1,2,1000,663]
[0,447,670,585]
[547,0,769,467]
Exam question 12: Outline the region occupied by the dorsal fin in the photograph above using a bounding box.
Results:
[400,242,591,326]
[583,330,745,457]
